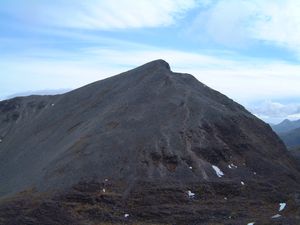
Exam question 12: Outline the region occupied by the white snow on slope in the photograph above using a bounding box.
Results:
[187,190,195,198]
[271,214,281,219]
[247,222,255,225]
[279,202,286,211]
[228,163,238,169]
[212,165,224,177]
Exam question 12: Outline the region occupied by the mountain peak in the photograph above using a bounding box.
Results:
[137,59,171,71]
[1,61,300,224]
[282,119,291,124]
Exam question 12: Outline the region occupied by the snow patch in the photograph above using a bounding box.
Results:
[104,178,108,182]
[212,165,224,177]
[247,222,255,225]
[187,190,195,198]
[0,139,2,143]
[51,103,55,106]
[241,181,245,185]
[271,214,281,219]
[279,203,286,211]
[189,166,193,170]
[228,163,237,169]
[124,213,129,218]
[102,188,106,193]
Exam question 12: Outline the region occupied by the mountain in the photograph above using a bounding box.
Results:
[290,147,300,164]
[278,127,300,149]
[272,119,300,134]
[0,60,300,225]
[271,119,300,149]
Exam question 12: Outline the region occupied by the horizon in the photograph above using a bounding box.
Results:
[1,0,300,124]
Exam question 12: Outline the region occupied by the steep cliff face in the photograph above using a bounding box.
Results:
[0,60,299,225]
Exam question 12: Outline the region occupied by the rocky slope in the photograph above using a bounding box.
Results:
[0,60,300,225]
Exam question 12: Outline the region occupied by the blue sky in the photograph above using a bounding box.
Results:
[1,0,300,123]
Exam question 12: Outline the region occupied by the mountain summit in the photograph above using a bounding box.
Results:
[0,60,300,224]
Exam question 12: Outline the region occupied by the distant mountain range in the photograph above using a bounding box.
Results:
[272,119,300,133]
[3,89,71,100]
[271,119,300,149]
[290,146,300,164]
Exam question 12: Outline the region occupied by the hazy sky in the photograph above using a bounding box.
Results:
[1,0,300,123]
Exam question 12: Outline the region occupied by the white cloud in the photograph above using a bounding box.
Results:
[191,0,300,55]
[250,101,296,118]
[251,0,300,55]
[190,0,255,47]
[248,100,300,123]
[4,0,198,30]
[287,113,300,120]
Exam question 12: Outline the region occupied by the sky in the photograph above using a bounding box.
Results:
[1,0,300,124]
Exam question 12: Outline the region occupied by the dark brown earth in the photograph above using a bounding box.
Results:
[1,179,300,225]
[0,60,300,225]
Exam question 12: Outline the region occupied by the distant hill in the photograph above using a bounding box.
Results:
[290,147,300,163]
[271,119,300,133]
[271,119,300,149]
[279,127,300,149]
[4,89,71,100]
